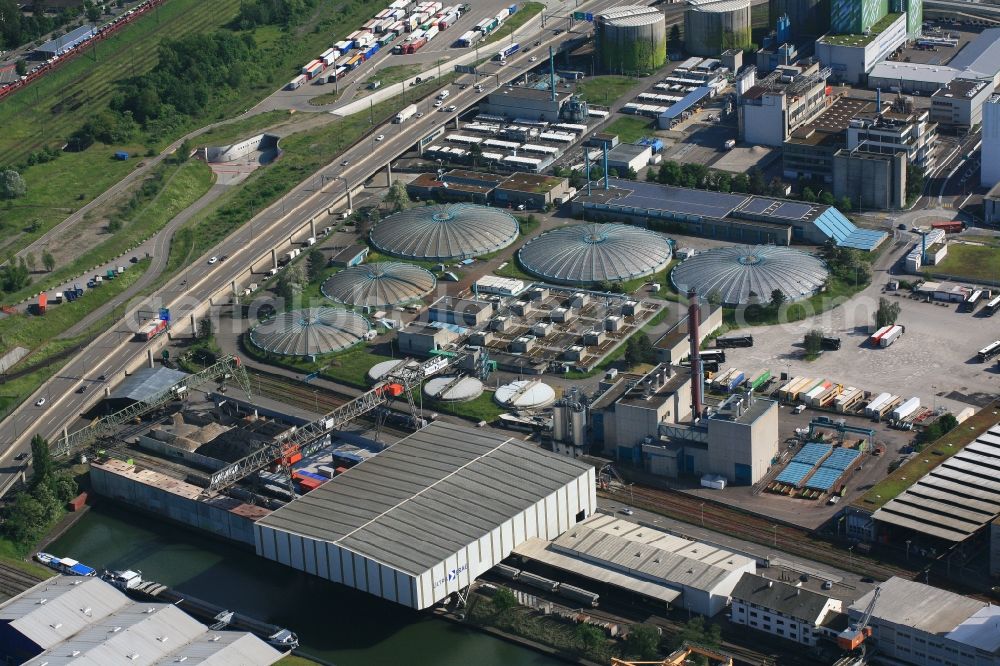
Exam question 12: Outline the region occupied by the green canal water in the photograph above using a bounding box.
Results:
[49,503,563,666]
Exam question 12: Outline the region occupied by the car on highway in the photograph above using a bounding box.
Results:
[433,100,443,107]
[375,134,384,142]
[219,254,228,262]
[14,452,28,461]
[529,56,537,62]
[534,40,541,46]
[76,385,87,394]
[208,256,218,265]
[553,28,563,35]
[130,256,139,263]
[341,159,349,166]
[459,83,468,90]
[620,507,634,516]
[445,105,456,112]
[35,397,46,407]
[415,111,424,118]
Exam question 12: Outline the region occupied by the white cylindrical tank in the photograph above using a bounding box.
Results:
[570,405,587,447]
[552,402,567,442]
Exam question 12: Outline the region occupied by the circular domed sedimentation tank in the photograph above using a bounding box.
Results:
[518,223,672,285]
[671,245,828,306]
[321,262,436,308]
[369,204,519,261]
[684,0,752,57]
[596,5,667,73]
[494,380,557,410]
[249,307,369,356]
[367,359,415,384]
[423,376,484,402]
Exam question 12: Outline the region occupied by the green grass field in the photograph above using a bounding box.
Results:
[0,0,393,263]
[925,242,1000,283]
[605,116,654,144]
[482,2,545,46]
[198,110,300,147]
[4,160,214,305]
[574,75,639,106]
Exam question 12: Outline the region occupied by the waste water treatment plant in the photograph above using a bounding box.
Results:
[321,262,436,308]
[670,244,828,306]
[517,223,673,285]
[596,5,668,73]
[369,203,520,261]
[249,307,370,356]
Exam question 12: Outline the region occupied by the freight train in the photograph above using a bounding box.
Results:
[490,564,599,606]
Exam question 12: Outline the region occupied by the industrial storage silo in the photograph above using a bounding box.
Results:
[768,0,831,39]
[684,0,753,57]
[596,6,668,74]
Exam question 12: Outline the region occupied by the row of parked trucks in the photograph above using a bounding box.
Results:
[493,564,599,607]
[288,1,477,89]
[456,4,519,47]
[778,374,924,423]
[32,266,129,314]
[868,324,903,348]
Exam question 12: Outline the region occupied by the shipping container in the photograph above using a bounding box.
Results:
[379,31,397,47]
[364,43,381,59]
[335,39,354,52]
[345,53,366,69]
[321,49,340,67]
[835,388,863,413]
[67,492,88,511]
[879,325,903,347]
[394,103,418,123]
[891,397,921,421]
[932,220,964,233]
[135,318,168,342]
[424,25,439,41]
[868,325,893,346]
[404,37,427,53]
[305,61,324,79]
[725,371,745,392]
[495,42,519,61]
[335,466,350,475]
[748,369,770,390]
[301,59,323,75]
[864,392,893,417]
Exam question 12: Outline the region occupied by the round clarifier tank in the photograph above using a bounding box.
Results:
[423,376,484,402]
[670,244,828,306]
[369,203,520,261]
[249,307,369,356]
[518,222,672,285]
[321,262,436,308]
[494,380,557,410]
[367,359,418,384]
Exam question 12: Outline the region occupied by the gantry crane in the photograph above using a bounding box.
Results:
[611,643,734,665]
[202,352,465,496]
[52,355,250,459]
[838,586,881,652]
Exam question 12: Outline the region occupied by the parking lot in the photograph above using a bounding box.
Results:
[715,242,1000,415]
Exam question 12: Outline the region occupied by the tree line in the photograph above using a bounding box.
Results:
[1,435,79,549]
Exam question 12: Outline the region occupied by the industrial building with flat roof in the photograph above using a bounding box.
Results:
[737,62,832,147]
[849,577,1000,666]
[571,178,887,251]
[406,170,570,209]
[0,576,283,665]
[513,513,755,616]
[254,421,596,610]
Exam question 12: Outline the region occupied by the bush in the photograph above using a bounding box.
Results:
[0,169,27,199]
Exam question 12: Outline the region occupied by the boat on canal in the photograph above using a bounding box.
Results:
[101,568,299,650]
[35,552,97,577]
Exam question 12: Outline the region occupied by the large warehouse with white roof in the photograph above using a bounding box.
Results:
[254,421,596,610]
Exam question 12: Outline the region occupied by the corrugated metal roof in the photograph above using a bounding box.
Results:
[3,577,282,666]
[153,631,284,664]
[256,421,593,574]
[108,367,190,403]
[1,577,130,649]
[873,425,1000,541]
[850,577,986,635]
[546,514,754,593]
[948,28,1000,77]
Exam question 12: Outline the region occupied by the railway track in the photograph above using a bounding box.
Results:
[244,370,348,414]
[0,561,46,599]
[606,484,912,581]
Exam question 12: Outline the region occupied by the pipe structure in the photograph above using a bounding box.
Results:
[602,144,609,190]
[688,289,703,419]
[549,46,556,102]
[584,148,592,196]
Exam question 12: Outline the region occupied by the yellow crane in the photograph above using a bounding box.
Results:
[612,643,734,666]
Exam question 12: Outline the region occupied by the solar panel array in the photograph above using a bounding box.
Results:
[776,461,814,486]
[806,448,861,492]
[794,442,833,465]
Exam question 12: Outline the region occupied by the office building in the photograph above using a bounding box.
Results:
[930,79,995,131]
[739,62,831,147]
[731,573,844,646]
[984,95,1000,189]
[816,12,907,84]
[845,105,937,172]
[784,96,871,183]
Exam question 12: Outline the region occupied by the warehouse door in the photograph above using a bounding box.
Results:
[734,463,752,485]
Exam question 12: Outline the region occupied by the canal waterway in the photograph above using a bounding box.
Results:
[49,502,563,666]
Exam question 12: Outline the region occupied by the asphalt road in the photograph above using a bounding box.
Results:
[0,0,629,496]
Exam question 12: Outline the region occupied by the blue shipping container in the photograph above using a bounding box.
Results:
[114,151,129,160]
[365,43,380,59]
[726,372,746,391]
